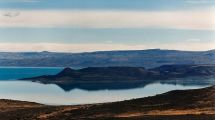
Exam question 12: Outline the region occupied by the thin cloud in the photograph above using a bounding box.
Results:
[0,9,214,30]
[3,11,20,18]
[186,38,201,42]
[0,42,213,52]
[12,0,41,3]
[186,0,215,4]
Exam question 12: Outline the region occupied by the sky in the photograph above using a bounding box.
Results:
[0,0,214,52]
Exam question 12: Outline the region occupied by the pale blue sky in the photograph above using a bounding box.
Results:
[0,0,214,10]
[0,0,214,52]
[0,28,213,44]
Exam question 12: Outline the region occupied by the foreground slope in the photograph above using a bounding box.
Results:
[0,86,214,120]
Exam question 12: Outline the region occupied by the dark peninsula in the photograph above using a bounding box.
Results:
[22,64,215,82]
[21,65,215,91]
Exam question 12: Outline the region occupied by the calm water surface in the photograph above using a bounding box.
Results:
[0,67,62,80]
[0,67,213,105]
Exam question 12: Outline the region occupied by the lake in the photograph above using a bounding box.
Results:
[0,67,62,80]
[0,67,214,105]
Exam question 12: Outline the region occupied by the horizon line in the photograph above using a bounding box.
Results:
[0,48,214,54]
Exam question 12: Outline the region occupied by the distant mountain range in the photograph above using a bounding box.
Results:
[0,49,215,68]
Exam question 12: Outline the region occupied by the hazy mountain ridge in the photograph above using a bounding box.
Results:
[0,49,214,68]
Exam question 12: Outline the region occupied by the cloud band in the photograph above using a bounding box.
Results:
[0,42,214,52]
[0,9,214,30]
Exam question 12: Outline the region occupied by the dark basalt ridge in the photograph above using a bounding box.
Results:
[22,64,215,82]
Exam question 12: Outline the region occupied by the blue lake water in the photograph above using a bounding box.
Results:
[0,67,63,80]
[0,67,213,105]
